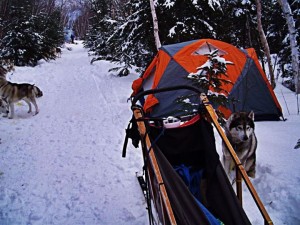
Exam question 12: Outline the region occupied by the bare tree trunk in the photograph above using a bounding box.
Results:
[278,0,300,95]
[246,14,253,47]
[0,0,10,38]
[149,0,161,50]
[255,0,276,89]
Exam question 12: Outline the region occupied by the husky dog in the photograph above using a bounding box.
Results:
[222,111,257,179]
[0,67,43,119]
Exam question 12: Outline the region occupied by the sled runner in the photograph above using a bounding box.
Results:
[123,85,273,225]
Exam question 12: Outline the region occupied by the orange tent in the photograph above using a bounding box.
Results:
[132,39,283,121]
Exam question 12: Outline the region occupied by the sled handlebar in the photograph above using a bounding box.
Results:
[131,85,202,106]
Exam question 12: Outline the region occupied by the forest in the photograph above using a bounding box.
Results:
[0,0,299,93]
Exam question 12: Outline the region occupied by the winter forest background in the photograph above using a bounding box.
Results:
[0,0,299,94]
[0,0,300,224]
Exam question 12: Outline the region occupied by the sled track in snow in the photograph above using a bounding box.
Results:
[0,43,148,225]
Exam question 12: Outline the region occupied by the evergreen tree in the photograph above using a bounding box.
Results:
[0,0,64,66]
[214,1,260,49]
[156,0,223,44]
[33,10,64,61]
[106,0,156,75]
[83,0,294,81]
[177,49,233,122]
[84,0,117,60]
[0,1,42,66]
[85,0,156,76]
[85,0,226,75]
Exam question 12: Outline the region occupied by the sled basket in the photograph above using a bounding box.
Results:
[124,85,273,225]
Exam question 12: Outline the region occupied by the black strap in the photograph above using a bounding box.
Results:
[122,115,141,158]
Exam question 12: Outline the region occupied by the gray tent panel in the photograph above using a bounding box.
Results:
[161,40,198,57]
[151,59,200,117]
[228,57,281,120]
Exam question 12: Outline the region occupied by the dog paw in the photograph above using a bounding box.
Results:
[247,172,256,178]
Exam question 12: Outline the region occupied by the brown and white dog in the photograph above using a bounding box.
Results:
[0,66,43,119]
[222,111,257,180]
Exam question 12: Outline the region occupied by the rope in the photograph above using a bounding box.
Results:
[148,127,165,154]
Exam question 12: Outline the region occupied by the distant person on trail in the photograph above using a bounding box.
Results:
[71,34,75,44]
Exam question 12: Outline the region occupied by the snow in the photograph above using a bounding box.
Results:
[163,0,175,9]
[0,42,299,224]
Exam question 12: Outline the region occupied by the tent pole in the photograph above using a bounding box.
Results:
[200,94,273,225]
[133,107,177,225]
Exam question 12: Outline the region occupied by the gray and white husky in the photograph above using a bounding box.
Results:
[222,111,257,179]
[0,66,43,119]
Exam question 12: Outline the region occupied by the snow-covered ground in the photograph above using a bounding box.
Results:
[0,42,299,225]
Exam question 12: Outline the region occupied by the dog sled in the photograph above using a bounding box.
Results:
[123,85,273,225]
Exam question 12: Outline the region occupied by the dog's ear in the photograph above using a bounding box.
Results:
[226,112,238,126]
[248,111,255,120]
[2,97,8,103]
[229,112,239,120]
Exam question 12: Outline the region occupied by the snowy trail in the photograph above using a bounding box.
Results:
[0,43,147,224]
[1,42,300,225]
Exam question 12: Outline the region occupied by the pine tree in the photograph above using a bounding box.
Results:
[0,0,64,66]
[214,1,260,49]
[35,10,64,61]
[84,0,118,61]
[156,0,223,44]
[177,49,233,121]
[0,1,42,66]
[83,0,293,80]
[106,0,156,75]
[85,0,156,76]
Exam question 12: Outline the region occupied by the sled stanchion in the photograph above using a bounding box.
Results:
[133,108,177,225]
[200,94,274,225]
[236,169,243,206]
